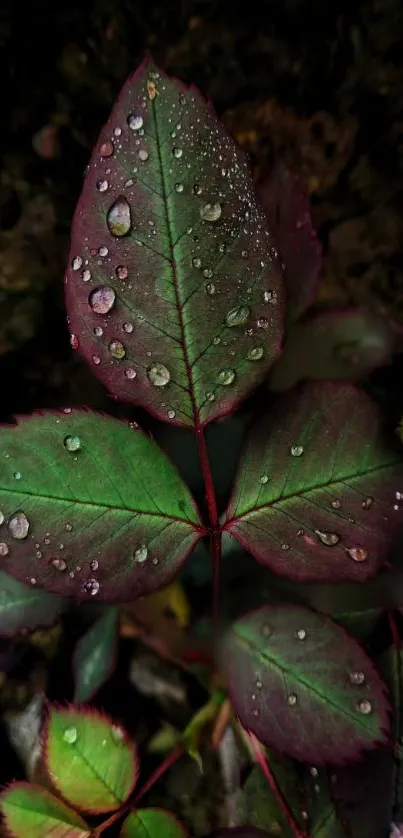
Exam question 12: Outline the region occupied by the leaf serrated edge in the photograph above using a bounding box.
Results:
[0,782,91,838]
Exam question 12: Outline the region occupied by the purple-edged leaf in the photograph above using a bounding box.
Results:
[222,604,390,764]
[258,162,321,325]
[224,383,403,583]
[0,783,91,838]
[0,410,202,602]
[380,645,403,821]
[44,705,138,813]
[0,570,66,636]
[236,760,303,837]
[120,808,188,837]
[64,59,284,428]
[73,607,119,702]
[270,307,397,392]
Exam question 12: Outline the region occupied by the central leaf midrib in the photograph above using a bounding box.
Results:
[152,98,198,423]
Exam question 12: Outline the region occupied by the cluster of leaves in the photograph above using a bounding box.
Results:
[0,57,403,836]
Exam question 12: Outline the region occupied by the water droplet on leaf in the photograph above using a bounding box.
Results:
[72,256,83,271]
[206,283,216,295]
[0,543,9,556]
[225,306,250,327]
[107,197,132,237]
[217,369,235,386]
[288,694,297,706]
[349,671,365,685]
[315,529,340,547]
[174,183,184,193]
[84,578,100,596]
[52,558,67,572]
[263,290,277,304]
[8,512,29,540]
[362,497,373,510]
[109,340,126,360]
[89,286,116,315]
[64,435,81,453]
[290,445,304,457]
[97,179,109,192]
[192,257,201,269]
[63,726,78,745]
[125,368,137,379]
[257,317,269,329]
[260,474,269,484]
[193,183,202,195]
[167,408,176,419]
[128,112,144,131]
[331,499,341,509]
[248,347,264,361]
[296,629,306,640]
[356,698,372,715]
[116,265,128,280]
[138,148,149,162]
[346,546,368,562]
[70,334,79,350]
[200,202,222,222]
[94,326,103,337]
[134,544,148,564]
[172,147,183,159]
[147,363,170,387]
[100,140,114,157]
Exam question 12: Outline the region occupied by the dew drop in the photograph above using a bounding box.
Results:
[200,202,222,222]
[138,148,149,162]
[8,512,29,540]
[52,558,67,572]
[94,326,103,337]
[64,435,81,453]
[116,265,128,280]
[193,183,202,195]
[90,559,99,571]
[109,340,126,360]
[111,725,125,744]
[248,346,264,361]
[82,269,91,282]
[253,708,259,717]
[0,543,9,556]
[217,369,235,386]
[98,245,108,257]
[70,334,79,350]
[349,671,365,685]
[296,628,306,640]
[106,197,132,237]
[0,511,3,526]
[92,354,101,365]
[172,147,183,159]
[203,268,213,279]
[167,408,176,419]
[84,578,100,596]
[100,140,114,157]
[63,726,78,744]
[219,242,227,253]
[128,112,144,131]
[65,523,73,532]
[147,363,170,387]
[315,529,340,547]
[310,767,318,778]
[89,286,116,315]
[97,179,109,192]
[362,497,373,510]
[257,317,269,329]
[174,183,184,193]
[192,257,202,269]
[346,546,368,562]
[290,444,304,457]
[206,283,216,295]
[331,499,341,509]
[356,698,372,715]
[134,544,148,564]
[14,472,21,480]
[125,368,137,380]
[71,256,83,271]
[205,391,215,402]
[288,694,297,706]
[263,290,277,304]
[225,306,250,327]
[260,474,269,484]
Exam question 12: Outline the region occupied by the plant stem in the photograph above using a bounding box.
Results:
[195,425,222,632]
[248,732,310,838]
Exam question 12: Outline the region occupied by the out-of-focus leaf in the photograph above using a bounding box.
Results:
[65,58,284,429]
[0,410,202,602]
[0,783,90,837]
[222,604,390,764]
[0,570,66,636]
[236,760,303,837]
[379,644,403,822]
[120,808,188,837]
[44,705,138,813]
[258,162,321,325]
[73,607,119,702]
[224,382,403,583]
[270,307,397,392]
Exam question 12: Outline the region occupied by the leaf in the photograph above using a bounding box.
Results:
[270,307,397,392]
[120,808,188,837]
[222,604,390,764]
[0,410,202,602]
[224,382,403,583]
[44,705,138,813]
[0,783,91,838]
[73,607,119,702]
[0,570,66,636]
[332,607,382,642]
[207,831,272,838]
[64,58,284,429]
[379,644,403,821]
[258,162,321,325]
[236,760,303,837]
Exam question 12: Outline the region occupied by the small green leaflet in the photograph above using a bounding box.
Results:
[222,604,390,764]
[0,410,203,601]
[224,383,403,583]
[44,705,138,813]
[120,808,188,837]
[0,570,66,635]
[64,58,284,429]
[73,607,119,702]
[0,783,91,838]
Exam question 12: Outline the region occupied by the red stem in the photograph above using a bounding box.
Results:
[195,425,221,631]
[248,732,310,838]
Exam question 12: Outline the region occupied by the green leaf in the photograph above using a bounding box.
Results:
[73,607,119,702]
[0,783,91,837]
[44,705,138,813]
[379,644,403,821]
[0,410,202,601]
[64,58,284,429]
[225,382,403,583]
[236,761,304,837]
[0,570,66,636]
[222,604,390,764]
[120,808,188,837]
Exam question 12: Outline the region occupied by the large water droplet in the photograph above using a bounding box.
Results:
[138,148,149,162]
[89,286,116,315]
[260,474,269,484]
[63,726,78,744]
[128,112,144,131]
[8,512,29,540]
[349,671,365,685]
[200,202,222,222]
[315,529,340,547]
[296,628,306,640]
[52,558,67,572]
[107,197,132,237]
[167,408,176,419]
[97,179,109,192]
[217,369,235,386]
[172,147,183,159]
[290,444,304,457]
[71,256,83,271]
[0,543,9,556]
[288,694,297,706]
[225,306,250,327]
[346,546,368,562]
[147,363,170,387]
[356,698,372,715]
[125,368,137,379]
[109,340,126,360]
[134,544,148,564]
[64,435,81,453]
[99,140,114,158]
[84,578,100,596]
[248,347,264,361]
